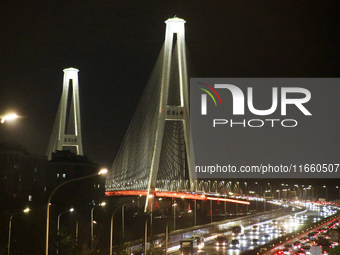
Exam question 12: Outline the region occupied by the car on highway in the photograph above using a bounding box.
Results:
[216,235,228,246]
[279,229,286,234]
[292,241,301,250]
[292,249,306,255]
[284,243,293,251]
[282,248,291,255]
[191,235,204,249]
[274,250,285,255]
[231,225,243,236]
[304,241,312,246]
[239,234,246,239]
[307,231,316,240]
[230,239,240,248]
[301,245,311,255]
[320,227,328,233]
[317,234,326,240]
[279,219,286,225]
[299,237,308,244]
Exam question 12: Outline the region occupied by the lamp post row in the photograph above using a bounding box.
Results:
[9,179,340,255]
[45,168,108,255]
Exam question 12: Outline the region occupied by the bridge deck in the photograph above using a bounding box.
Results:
[105,190,250,205]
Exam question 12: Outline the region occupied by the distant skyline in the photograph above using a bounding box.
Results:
[0,1,339,168]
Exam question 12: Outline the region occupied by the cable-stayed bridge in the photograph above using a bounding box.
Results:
[104,17,250,211]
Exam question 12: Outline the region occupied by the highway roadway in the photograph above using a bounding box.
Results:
[167,202,339,255]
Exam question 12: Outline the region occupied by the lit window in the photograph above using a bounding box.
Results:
[57,173,59,178]
[62,174,66,178]
[98,184,100,188]
[34,168,37,173]
[28,195,32,201]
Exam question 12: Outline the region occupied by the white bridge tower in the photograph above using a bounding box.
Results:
[105,17,195,212]
[47,68,83,160]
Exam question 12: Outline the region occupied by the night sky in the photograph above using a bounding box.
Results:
[0,1,339,168]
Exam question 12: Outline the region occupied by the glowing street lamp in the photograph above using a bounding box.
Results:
[98,168,108,175]
[7,208,30,255]
[1,114,18,124]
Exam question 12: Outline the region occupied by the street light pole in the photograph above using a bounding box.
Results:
[75,219,78,246]
[56,208,74,255]
[144,215,151,255]
[122,205,125,238]
[172,203,177,230]
[91,202,106,249]
[224,201,227,220]
[7,208,30,255]
[8,216,13,255]
[194,199,197,225]
[165,223,169,255]
[210,199,213,223]
[45,168,107,255]
[110,201,135,255]
[323,186,328,201]
[244,182,248,213]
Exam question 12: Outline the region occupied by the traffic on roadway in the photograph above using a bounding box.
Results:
[171,202,340,255]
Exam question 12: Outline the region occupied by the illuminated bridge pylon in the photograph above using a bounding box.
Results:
[105,17,195,211]
[46,68,83,160]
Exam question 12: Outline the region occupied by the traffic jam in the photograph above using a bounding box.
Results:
[178,203,340,255]
[270,209,340,255]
